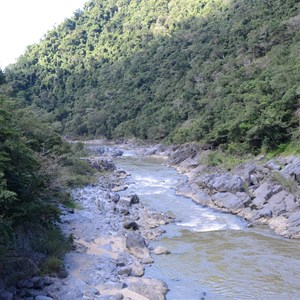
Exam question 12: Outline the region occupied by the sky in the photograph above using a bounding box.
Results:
[0,0,88,69]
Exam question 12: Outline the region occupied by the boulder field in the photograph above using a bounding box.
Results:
[0,146,172,300]
[145,143,300,239]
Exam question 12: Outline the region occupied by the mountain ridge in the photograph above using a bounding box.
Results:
[4,0,300,152]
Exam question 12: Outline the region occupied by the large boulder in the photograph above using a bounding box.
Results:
[264,190,298,216]
[86,157,116,171]
[195,174,244,193]
[125,277,168,300]
[129,261,144,277]
[125,232,152,262]
[123,220,139,230]
[111,149,124,158]
[167,144,200,165]
[251,182,282,209]
[211,192,244,214]
[280,156,300,182]
[138,212,170,229]
[153,246,171,255]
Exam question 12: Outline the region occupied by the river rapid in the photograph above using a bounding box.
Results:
[115,148,300,300]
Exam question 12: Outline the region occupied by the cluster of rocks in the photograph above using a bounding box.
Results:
[148,143,300,239]
[80,144,125,172]
[0,277,54,300]
[0,144,173,300]
[39,166,172,300]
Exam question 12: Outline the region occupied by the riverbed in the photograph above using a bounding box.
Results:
[115,148,300,300]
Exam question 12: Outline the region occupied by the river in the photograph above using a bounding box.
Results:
[115,148,300,300]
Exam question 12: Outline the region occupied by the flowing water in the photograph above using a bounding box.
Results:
[114,149,300,300]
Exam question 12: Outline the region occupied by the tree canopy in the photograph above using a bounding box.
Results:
[4,0,300,152]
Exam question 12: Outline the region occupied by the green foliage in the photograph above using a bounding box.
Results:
[39,228,72,256]
[0,95,94,282]
[271,172,300,196]
[200,150,252,170]
[42,256,64,276]
[4,0,300,151]
[268,134,300,156]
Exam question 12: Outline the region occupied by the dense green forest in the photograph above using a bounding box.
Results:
[4,0,300,152]
[0,74,95,281]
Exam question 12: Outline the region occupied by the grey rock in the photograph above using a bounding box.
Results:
[252,182,282,209]
[123,220,139,230]
[236,192,251,205]
[110,193,120,203]
[288,211,300,227]
[168,144,199,165]
[31,277,45,289]
[117,266,132,276]
[265,160,281,171]
[196,174,244,193]
[129,194,140,204]
[126,232,146,249]
[192,190,211,206]
[87,157,116,171]
[119,208,130,215]
[99,293,123,300]
[153,246,171,255]
[256,207,273,218]
[265,191,287,216]
[141,254,153,265]
[130,261,144,277]
[280,156,300,182]
[212,192,244,213]
[250,173,263,186]
[0,291,13,300]
[99,282,126,290]
[118,198,131,209]
[240,164,256,185]
[111,149,123,158]
[84,287,100,297]
[125,277,168,300]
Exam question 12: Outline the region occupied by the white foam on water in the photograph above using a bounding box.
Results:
[177,219,202,228]
[194,224,227,232]
[133,175,174,188]
[177,214,245,232]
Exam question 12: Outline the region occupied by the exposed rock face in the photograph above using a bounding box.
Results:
[168,143,200,165]
[161,143,300,239]
[83,157,116,171]
[211,192,244,214]
[280,156,300,182]
[195,174,244,193]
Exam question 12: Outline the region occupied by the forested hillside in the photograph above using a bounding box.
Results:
[0,75,95,281]
[4,0,300,152]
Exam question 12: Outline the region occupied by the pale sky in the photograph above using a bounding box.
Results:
[0,0,88,69]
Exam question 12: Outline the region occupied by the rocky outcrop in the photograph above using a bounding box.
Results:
[160,143,300,239]
[279,156,300,182]
[83,157,116,171]
[36,181,170,299]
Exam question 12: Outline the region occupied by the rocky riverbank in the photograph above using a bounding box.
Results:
[0,146,172,300]
[144,143,300,239]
